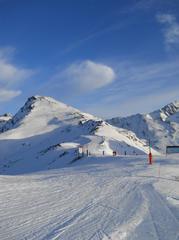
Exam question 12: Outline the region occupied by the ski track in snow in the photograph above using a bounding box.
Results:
[0,156,179,240]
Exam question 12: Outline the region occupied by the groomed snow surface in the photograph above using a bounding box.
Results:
[0,155,179,240]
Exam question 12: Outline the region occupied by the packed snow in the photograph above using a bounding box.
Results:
[0,155,179,240]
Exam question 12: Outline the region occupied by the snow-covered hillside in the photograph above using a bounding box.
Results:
[0,96,156,174]
[108,101,179,153]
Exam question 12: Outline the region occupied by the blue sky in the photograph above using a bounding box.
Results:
[0,0,179,118]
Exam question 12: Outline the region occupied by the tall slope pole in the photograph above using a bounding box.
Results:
[148,139,152,164]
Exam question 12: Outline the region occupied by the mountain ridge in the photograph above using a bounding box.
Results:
[107,100,179,152]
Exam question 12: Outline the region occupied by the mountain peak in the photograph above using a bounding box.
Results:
[0,95,97,135]
[25,95,67,106]
[150,100,179,122]
[0,96,72,133]
[161,100,179,114]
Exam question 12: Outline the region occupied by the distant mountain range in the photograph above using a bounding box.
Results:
[0,96,155,174]
[107,101,179,153]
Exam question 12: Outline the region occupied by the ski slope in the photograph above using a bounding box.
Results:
[0,155,179,240]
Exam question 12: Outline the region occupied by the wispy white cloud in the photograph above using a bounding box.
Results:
[84,87,179,118]
[61,1,173,55]
[0,59,33,86]
[0,89,21,102]
[156,13,179,49]
[81,59,179,117]
[0,47,35,102]
[0,46,15,60]
[119,0,156,14]
[52,60,116,93]
[116,60,179,86]
[61,22,127,55]
[102,60,179,102]
[41,57,179,118]
[114,88,179,116]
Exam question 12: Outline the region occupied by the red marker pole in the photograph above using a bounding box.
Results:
[148,139,152,165]
[149,152,152,164]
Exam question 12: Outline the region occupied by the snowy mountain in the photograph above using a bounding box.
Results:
[0,96,156,174]
[0,97,178,240]
[107,101,179,153]
[0,113,12,130]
